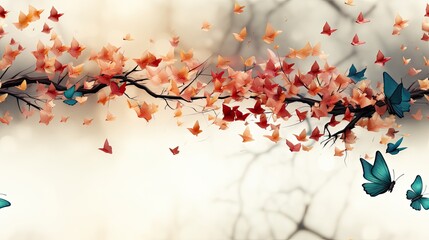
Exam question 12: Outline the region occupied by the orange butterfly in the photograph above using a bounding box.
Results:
[0,111,12,125]
[334,147,345,157]
[294,129,308,142]
[0,93,7,103]
[234,3,245,14]
[232,27,247,42]
[201,21,211,31]
[239,126,254,142]
[264,127,281,143]
[262,23,281,44]
[99,139,112,154]
[402,57,410,65]
[68,38,85,59]
[14,11,31,30]
[408,67,421,76]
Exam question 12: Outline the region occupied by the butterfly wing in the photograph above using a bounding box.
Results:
[383,72,410,118]
[348,64,366,82]
[360,158,379,182]
[383,72,399,98]
[419,197,429,210]
[411,175,423,196]
[63,99,78,106]
[410,200,422,211]
[362,182,391,197]
[386,137,405,155]
[360,154,392,197]
[0,198,10,209]
[64,86,76,99]
[371,151,392,184]
[348,64,357,76]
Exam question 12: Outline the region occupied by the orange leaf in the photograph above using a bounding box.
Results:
[233,3,245,14]
[239,126,254,142]
[188,120,203,136]
[412,109,423,120]
[232,27,247,42]
[262,23,281,44]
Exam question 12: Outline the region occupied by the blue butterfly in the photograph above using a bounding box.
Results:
[347,64,367,82]
[383,72,410,118]
[0,198,10,209]
[360,151,401,197]
[386,137,407,155]
[406,175,429,211]
[63,85,82,106]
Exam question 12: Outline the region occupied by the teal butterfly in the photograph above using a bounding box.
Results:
[406,175,429,211]
[386,137,407,155]
[360,151,402,197]
[383,72,410,118]
[63,86,82,106]
[347,64,367,82]
[0,198,10,209]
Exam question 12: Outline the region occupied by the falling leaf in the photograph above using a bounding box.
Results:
[264,127,281,143]
[188,120,203,136]
[201,21,211,31]
[122,33,134,41]
[16,80,27,91]
[169,146,180,155]
[412,109,423,120]
[344,0,354,6]
[334,147,345,157]
[286,139,301,152]
[320,22,337,36]
[239,126,254,142]
[351,34,365,46]
[48,6,63,22]
[83,118,93,126]
[262,23,281,44]
[234,3,245,14]
[356,12,370,24]
[99,139,112,154]
[374,50,391,66]
[232,27,247,42]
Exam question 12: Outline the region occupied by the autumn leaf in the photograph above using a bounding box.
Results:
[99,139,112,154]
[188,120,203,136]
[262,23,281,44]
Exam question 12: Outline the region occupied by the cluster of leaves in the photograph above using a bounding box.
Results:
[0,3,428,156]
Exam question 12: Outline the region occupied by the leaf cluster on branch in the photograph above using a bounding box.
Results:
[0,4,428,155]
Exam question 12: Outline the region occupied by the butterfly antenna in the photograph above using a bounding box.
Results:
[0,193,6,196]
[393,169,395,180]
[395,173,405,181]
